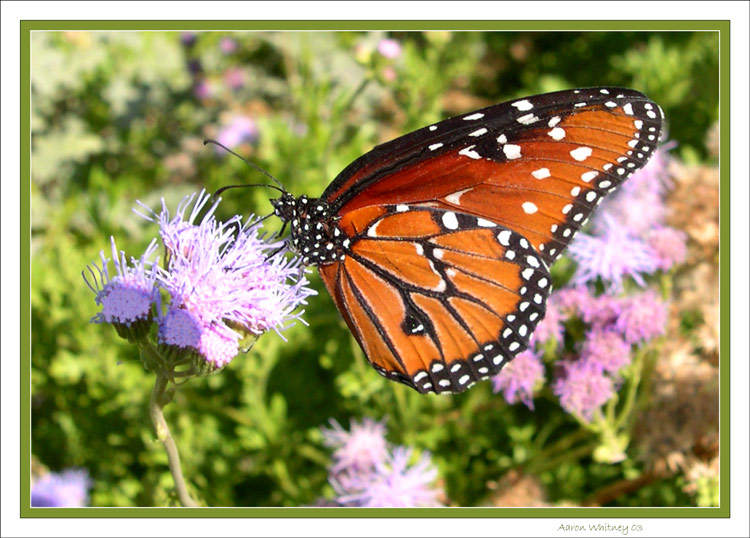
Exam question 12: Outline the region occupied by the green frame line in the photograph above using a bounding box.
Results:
[20,19,729,518]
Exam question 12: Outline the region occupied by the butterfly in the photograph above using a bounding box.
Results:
[270,87,665,394]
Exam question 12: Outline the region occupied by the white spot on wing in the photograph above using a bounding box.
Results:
[459,146,481,159]
[463,112,484,121]
[429,143,444,151]
[512,99,534,111]
[367,220,381,237]
[532,168,551,180]
[498,230,512,246]
[445,187,473,206]
[442,212,459,230]
[469,128,488,137]
[517,113,539,125]
[522,201,538,214]
[503,144,522,160]
[548,127,566,140]
[570,146,593,161]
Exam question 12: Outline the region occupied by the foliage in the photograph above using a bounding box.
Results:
[30,30,720,508]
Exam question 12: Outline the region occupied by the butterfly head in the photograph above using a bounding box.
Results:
[270,191,298,222]
[271,193,345,266]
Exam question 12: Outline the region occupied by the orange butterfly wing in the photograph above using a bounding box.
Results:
[324,88,664,265]
[319,205,550,393]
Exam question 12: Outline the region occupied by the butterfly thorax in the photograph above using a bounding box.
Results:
[271,193,346,266]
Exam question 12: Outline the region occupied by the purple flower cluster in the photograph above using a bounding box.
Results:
[568,214,659,291]
[84,238,159,329]
[31,469,91,508]
[377,38,402,59]
[542,287,668,420]
[553,359,615,421]
[215,116,259,151]
[646,226,688,271]
[86,191,315,369]
[321,418,443,507]
[615,291,668,344]
[529,294,565,348]
[322,418,389,475]
[579,328,631,375]
[491,349,545,409]
[568,144,686,290]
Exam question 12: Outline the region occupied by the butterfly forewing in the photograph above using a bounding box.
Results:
[323,87,664,265]
[319,205,551,394]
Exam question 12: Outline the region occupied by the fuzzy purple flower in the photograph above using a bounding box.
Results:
[32,469,91,508]
[193,79,215,100]
[134,191,316,367]
[180,32,197,48]
[549,287,592,318]
[491,349,545,409]
[646,226,688,271]
[321,418,389,475]
[579,292,623,328]
[377,38,402,59]
[223,67,246,90]
[83,237,159,328]
[553,360,614,421]
[215,116,259,151]
[569,213,659,291]
[530,298,565,347]
[592,144,675,237]
[579,328,632,375]
[219,37,237,54]
[614,291,668,344]
[334,447,443,508]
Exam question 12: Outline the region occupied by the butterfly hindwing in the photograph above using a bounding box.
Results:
[318,204,551,394]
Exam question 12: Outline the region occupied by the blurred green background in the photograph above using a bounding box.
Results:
[30,30,719,507]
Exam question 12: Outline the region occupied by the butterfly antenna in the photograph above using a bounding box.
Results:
[204,138,286,191]
[213,182,284,198]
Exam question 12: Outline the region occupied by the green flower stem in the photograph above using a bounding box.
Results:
[341,77,371,115]
[527,427,589,470]
[150,373,199,507]
[526,441,599,475]
[614,348,645,431]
